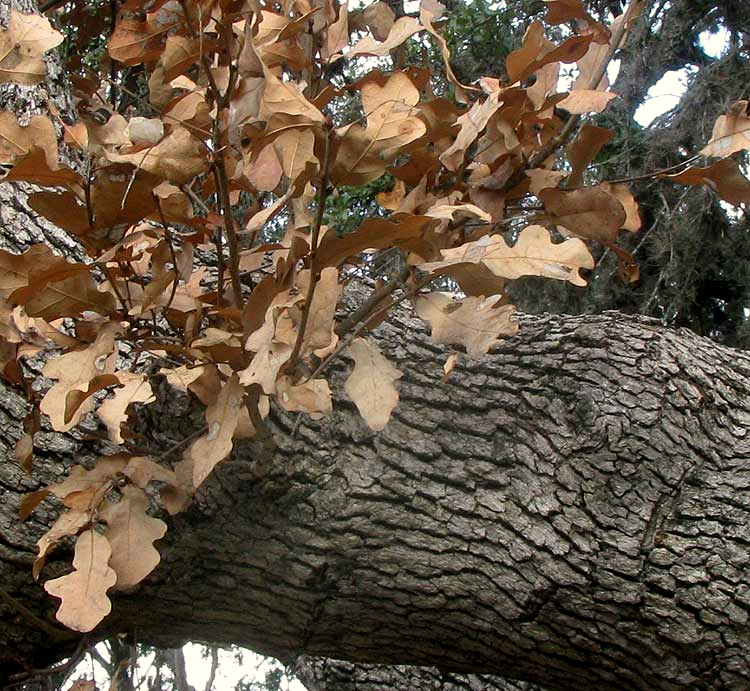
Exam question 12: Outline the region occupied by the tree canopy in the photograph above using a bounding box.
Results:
[0,0,749,688]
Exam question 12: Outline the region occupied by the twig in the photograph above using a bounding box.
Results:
[154,197,181,314]
[0,588,77,641]
[288,125,334,370]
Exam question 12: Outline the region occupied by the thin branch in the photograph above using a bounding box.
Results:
[288,125,334,370]
[154,196,181,314]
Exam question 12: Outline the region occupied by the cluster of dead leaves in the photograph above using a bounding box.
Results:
[0,0,748,632]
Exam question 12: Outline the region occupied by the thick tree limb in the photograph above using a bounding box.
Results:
[1,306,750,690]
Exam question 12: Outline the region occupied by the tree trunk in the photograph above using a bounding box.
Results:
[2,300,750,691]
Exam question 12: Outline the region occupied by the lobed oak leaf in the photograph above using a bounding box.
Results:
[108,13,181,65]
[260,64,326,124]
[4,147,81,187]
[22,272,117,321]
[189,374,244,488]
[566,125,615,188]
[44,529,117,632]
[419,225,594,286]
[0,10,63,85]
[33,510,89,580]
[276,375,332,416]
[98,373,156,444]
[539,186,626,243]
[666,157,750,206]
[361,1,396,40]
[40,321,121,432]
[599,182,642,231]
[416,293,518,358]
[344,338,401,431]
[100,486,167,589]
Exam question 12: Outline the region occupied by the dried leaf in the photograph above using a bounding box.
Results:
[663,158,750,206]
[540,186,626,243]
[333,72,426,185]
[419,225,594,286]
[44,529,117,632]
[190,375,244,487]
[100,486,167,589]
[33,510,89,580]
[345,16,422,58]
[416,293,518,358]
[344,338,401,431]
[0,10,63,84]
[98,373,156,444]
[700,100,750,157]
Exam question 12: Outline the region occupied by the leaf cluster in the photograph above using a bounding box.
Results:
[0,0,748,632]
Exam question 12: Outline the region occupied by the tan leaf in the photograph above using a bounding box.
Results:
[439,87,503,171]
[101,486,167,589]
[33,510,88,580]
[190,375,244,488]
[4,147,81,186]
[540,186,626,243]
[526,168,567,196]
[419,225,595,286]
[274,128,317,185]
[344,338,401,431]
[599,182,642,231]
[416,293,518,358]
[443,352,460,377]
[107,126,209,184]
[557,89,617,114]
[98,373,156,444]
[108,11,181,65]
[333,72,426,185]
[663,158,750,206]
[0,10,63,84]
[260,64,326,124]
[0,111,58,169]
[240,314,294,394]
[276,375,332,415]
[701,101,750,157]
[300,267,341,356]
[345,16,422,58]
[44,529,117,632]
[22,272,117,320]
[40,321,121,432]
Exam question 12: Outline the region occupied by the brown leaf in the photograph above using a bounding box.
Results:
[0,10,63,84]
[98,373,156,444]
[663,158,750,206]
[567,125,615,188]
[299,267,341,357]
[416,293,518,358]
[419,224,594,286]
[190,375,244,488]
[344,338,401,431]
[44,529,117,632]
[540,186,626,243]
[101,486,167,589]
[317,214,434,268]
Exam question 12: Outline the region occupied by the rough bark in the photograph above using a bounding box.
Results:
[1,301,750,690]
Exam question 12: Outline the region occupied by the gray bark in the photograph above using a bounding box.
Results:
[1,303,750,690]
